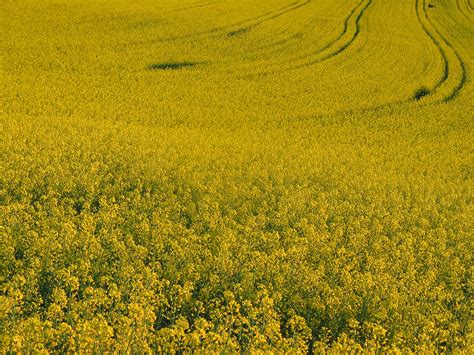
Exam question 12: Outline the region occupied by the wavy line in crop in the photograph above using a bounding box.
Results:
[171,0,221,13]
[346,0,468,109]
[270,0,369,63]
[466,0,474,12]
[239,0,372,77]
[415,0,449,95]
[415,0,467,103]
[154,0,218,12]
[468,0,474,12]
[226,0,311,37]
[150,0,311,43]
[274,0,371,73]
[223,0,311,32]
[295,0,469,123]
[242,14,322,57]
[303,0,372,65]
[455,0,473,23]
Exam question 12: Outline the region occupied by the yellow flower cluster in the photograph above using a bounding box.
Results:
[1,0,473,352]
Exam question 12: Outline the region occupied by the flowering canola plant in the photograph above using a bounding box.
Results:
[1,0,473,352]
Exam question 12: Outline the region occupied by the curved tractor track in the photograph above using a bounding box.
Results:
[299,0,469,122]
[171,0,222,13]
[242,0,373,77]
[456,0,473,24]
[465,0,474,12]
[415,0,468,103]
[227,0,312,37]
[152,0,312,43]
[300,0,372,66]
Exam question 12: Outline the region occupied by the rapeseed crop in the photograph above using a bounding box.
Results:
[1,0,473,352]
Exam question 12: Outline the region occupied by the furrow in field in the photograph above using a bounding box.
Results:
[232,1,354,63]
[295,0,467,122]
[415,0,467,102]
[152,0,219,12]
[282,0,371,69]
[467,0,474,12]
[356,0,466,110]
[171,0,221,13]
[415,0,449,92]
[456,0,473,22]
[434,0,474,63]
[226,0,312,37]
[152,0,311,43]
[301,0,372,65]
[238,0,372,77]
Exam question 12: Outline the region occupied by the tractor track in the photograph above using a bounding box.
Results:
[415,0,468,102]
[171,0,221,13]
[148,0,467,115]
[227,0,312,37]
[303,0,372,65]
[151,0,311,43]
[467,0,474,12]
[456,0,472,22]
[415,0,449,92]
[296,0,469,123]
[243,14,323,56]
[240,0,372,77]
[131,0,311,46]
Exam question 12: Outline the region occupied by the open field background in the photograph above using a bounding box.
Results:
[1,0,473,352]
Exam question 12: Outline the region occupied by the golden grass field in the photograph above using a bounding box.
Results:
[1,0,473,352]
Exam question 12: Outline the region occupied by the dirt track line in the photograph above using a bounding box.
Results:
[466,0,474,12]
[245,12,329,55]
[305,0,372,64]
[278,0,371,68]
[297,0,469,123]
[171,1,221,13]
[415,0,449,91]
[416,0,467,102]
[137,0,309,45]
[283,0,372,71]
[242,0,372,77]
[227,0,312,37]
[456,0,473,22]
[223,0,308,33]
[178,0,310,41]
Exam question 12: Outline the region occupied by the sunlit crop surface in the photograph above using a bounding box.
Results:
[1,0,473,352]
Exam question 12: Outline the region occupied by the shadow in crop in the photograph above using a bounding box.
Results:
[147,61,203,71]
[413,87,431,100]
[227,28,249,37]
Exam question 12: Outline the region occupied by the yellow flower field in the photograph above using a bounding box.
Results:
[1,0,473,352]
